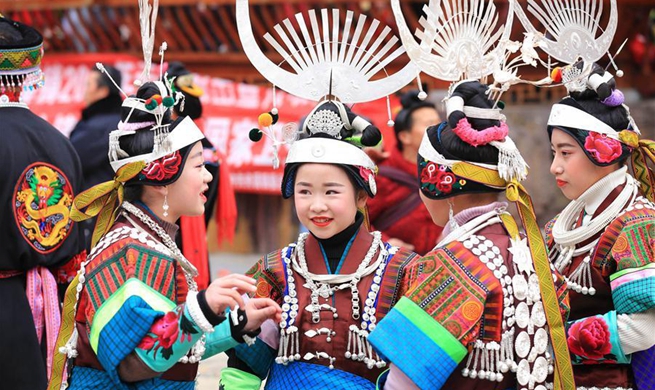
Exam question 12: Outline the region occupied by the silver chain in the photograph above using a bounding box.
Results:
[121,201,199,292]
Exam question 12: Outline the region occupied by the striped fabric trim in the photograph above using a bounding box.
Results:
[90,278,176,352]
[610,263,655,286]
[369,297,465,390]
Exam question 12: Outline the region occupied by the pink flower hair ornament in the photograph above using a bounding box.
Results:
[584,132,623,163]
[452,117,509,147]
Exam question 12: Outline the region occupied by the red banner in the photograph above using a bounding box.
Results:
[26,54,398,194]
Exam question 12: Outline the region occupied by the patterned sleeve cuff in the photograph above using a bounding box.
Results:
[186,291,216,333]
[611,263,655,314]
[567,311,630,365]
[368,297,467,390]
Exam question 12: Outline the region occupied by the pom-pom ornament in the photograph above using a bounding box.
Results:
[249,128,263,142]
[258,112,273,127]
[145,98,158,110]
[162,96,175,108]
[249,112,299,169]
[550,67,563,83]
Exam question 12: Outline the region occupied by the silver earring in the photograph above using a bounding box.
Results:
[448,201,459,231]
[163,194,169,217]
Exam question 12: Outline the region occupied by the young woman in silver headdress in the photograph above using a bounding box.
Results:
[369,80,572,390]
[545,60,655,390]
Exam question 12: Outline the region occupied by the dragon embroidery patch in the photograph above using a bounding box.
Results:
[13,163,74,253]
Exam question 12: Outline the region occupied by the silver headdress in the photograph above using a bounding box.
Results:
[513,0,639,136]
[512,0,623,94]
[237,0,408,177]
[103,0,200,173]
[236,1,417,106]
[392,0,533,182]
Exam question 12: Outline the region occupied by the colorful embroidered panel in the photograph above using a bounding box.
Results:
[12,162,74,253]
[84,243,178,327]
[404,245,489,346]
[611,216,655,271]
[247,248,291,303]
[368,247,418,318]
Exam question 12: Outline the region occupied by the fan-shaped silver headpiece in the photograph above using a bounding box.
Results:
[236,0,417,104]
[392,0,514,82]
[512,0,617,64]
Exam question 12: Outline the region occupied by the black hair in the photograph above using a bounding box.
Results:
[0,21,23,45]
[120,82,172,125]
[120,82,178,197]
[394,90,437,151]
[447,82,500,130]
[0,18,41,48]
[429,124,500,165]
[176,93,202,119]
[436,81,500,165]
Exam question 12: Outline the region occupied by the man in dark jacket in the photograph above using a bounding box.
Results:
[69,65,122,250]
[69,65,122,189]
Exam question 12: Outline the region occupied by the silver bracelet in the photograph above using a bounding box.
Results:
[186,291,215,333]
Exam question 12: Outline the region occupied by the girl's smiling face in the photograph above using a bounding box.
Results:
[294,163,367,239]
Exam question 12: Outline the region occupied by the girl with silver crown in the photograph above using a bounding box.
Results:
[47,2,282,389]
[221,97,422,390]
[512,0,655,388]
[221,1,425,388]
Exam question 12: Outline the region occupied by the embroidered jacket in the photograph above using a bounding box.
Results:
[546,188,655,390]
[0,105,85,390]
[369,207,569,390]
[68,206,237,389]
[221,227,419,389]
